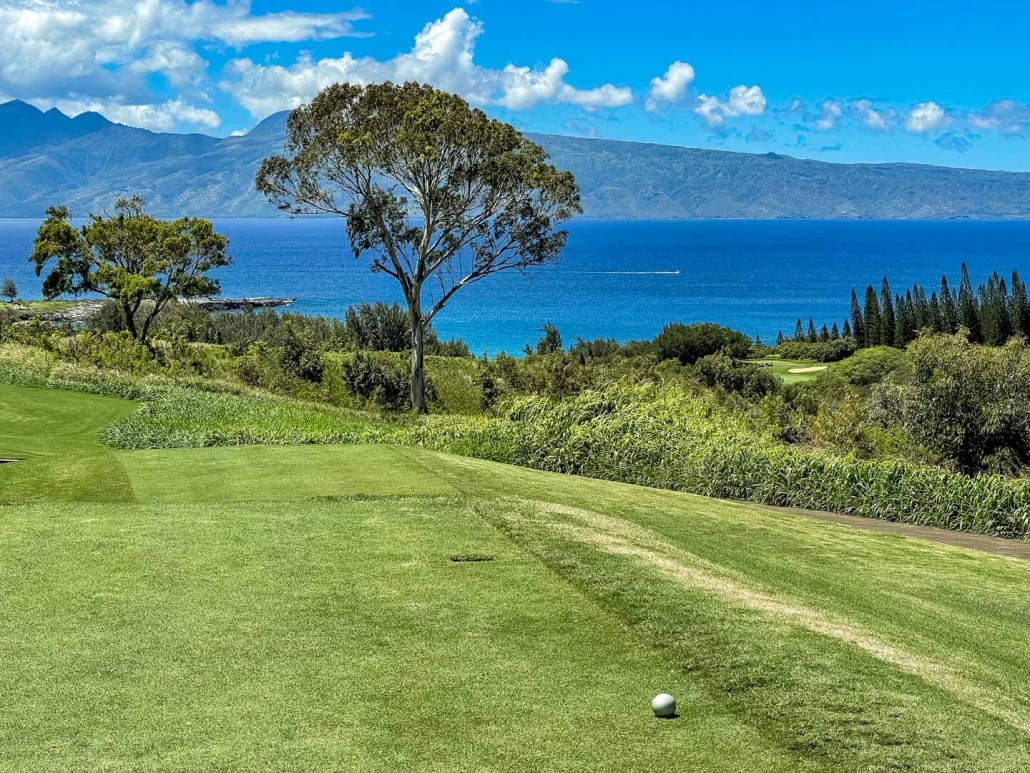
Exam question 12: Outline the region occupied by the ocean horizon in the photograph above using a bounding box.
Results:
[3,217,1030,354]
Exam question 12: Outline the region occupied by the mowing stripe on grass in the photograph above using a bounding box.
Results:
[537,502,1030,736]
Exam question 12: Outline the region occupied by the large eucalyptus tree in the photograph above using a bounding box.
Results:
[256,82,581,412]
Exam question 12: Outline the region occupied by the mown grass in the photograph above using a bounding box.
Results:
[475,494,1030,772]
[0,343,393,449]
[4,343,1030,538]
[4,382,1030,769]
[3,497,798,772]
[748,358,829,383]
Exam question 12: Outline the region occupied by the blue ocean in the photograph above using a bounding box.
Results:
[3,218,1030,354]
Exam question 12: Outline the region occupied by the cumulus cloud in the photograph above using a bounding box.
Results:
[815,100,843,131]
[645,61,695,112]
[54,96,222,130]
[850,99,893,131]
[969,99,1030,136]
[223,9,632,119]
[694,84,766,128]
[905,101,947,133]
[0,0,369,130]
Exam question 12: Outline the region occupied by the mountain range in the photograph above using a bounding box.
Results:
[2,99,1030,220]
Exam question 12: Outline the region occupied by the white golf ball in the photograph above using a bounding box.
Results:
[651,693,676,718]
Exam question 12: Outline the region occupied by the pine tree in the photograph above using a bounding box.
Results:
[928,291,942,332]
[1011,270,1030,338]
[898,290,917,345]
[842,319,852,339]
[912,285,929,330]
[958,263,981,341]
[818,324,830,342]
[863,285,881,347]
[776,330,785,346]
[830,321,840,340]
[793,318,804,342]
[880,278,896,346]
[806,318,818,343]
[978,271,1012,345]
[940,275,958,333]
[893,294,905,346]
[849,289,865,348]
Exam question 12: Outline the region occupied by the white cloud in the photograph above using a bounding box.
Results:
[851,99,892,131]
[969,99,1030,136]
[645,61,695,112]
[905,101,947,133]
[694,84,765,128]
[55,96,221,130]
[0,0,368,130]
[223,8,633,119]
[815,100,843,131]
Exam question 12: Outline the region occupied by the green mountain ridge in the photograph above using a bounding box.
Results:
[2,100,1030,219]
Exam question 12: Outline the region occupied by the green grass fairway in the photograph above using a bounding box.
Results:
[0,381,135,459]
[3,383,1030,770]
[748,358,830,383]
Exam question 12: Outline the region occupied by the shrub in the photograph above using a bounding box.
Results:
[342,351,437,411]
[528,323,563,355]
[774,338,856,363]
[60,331,159,375]
[654,323,751,365]
[344,302,411,351]
[407,382,1030,539]
[832,346,909,387]
[276,319,324,383]
[694,352,780,398]
[871,333,1030,473]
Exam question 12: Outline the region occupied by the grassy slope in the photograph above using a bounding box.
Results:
[0,382,137,502]
[3,383,1030,770]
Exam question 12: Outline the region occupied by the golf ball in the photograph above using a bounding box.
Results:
[651,693,676,718]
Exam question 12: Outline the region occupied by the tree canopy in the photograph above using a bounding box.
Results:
[30,196,230,345]
[255,81,581,411]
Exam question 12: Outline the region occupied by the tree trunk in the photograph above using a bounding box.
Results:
[122,302,139,341]
[409,303,427,414]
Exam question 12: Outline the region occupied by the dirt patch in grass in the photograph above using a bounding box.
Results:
[756,503,1030,561]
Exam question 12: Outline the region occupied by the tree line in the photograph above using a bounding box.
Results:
[779,263,1030,349]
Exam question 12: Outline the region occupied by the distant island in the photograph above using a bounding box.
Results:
[3,99,1030,220]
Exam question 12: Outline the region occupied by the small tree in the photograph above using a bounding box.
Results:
[1,276,16,303]
[654,322,751,365]
[256,82,580,412]
[30,196,230,346]
[532,323,564,355]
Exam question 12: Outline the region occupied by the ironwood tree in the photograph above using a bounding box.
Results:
[255,81,581,412]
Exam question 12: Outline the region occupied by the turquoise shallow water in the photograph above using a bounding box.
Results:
[3,218,1030,354]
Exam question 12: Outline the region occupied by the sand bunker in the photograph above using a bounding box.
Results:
[788,366,828,374]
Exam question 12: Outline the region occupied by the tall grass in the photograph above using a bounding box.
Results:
[6,342,1029,538]
[408,383,1030,539]
[0,343,393,448]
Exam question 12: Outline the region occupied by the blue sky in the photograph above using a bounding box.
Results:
[2,0,1029,169]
